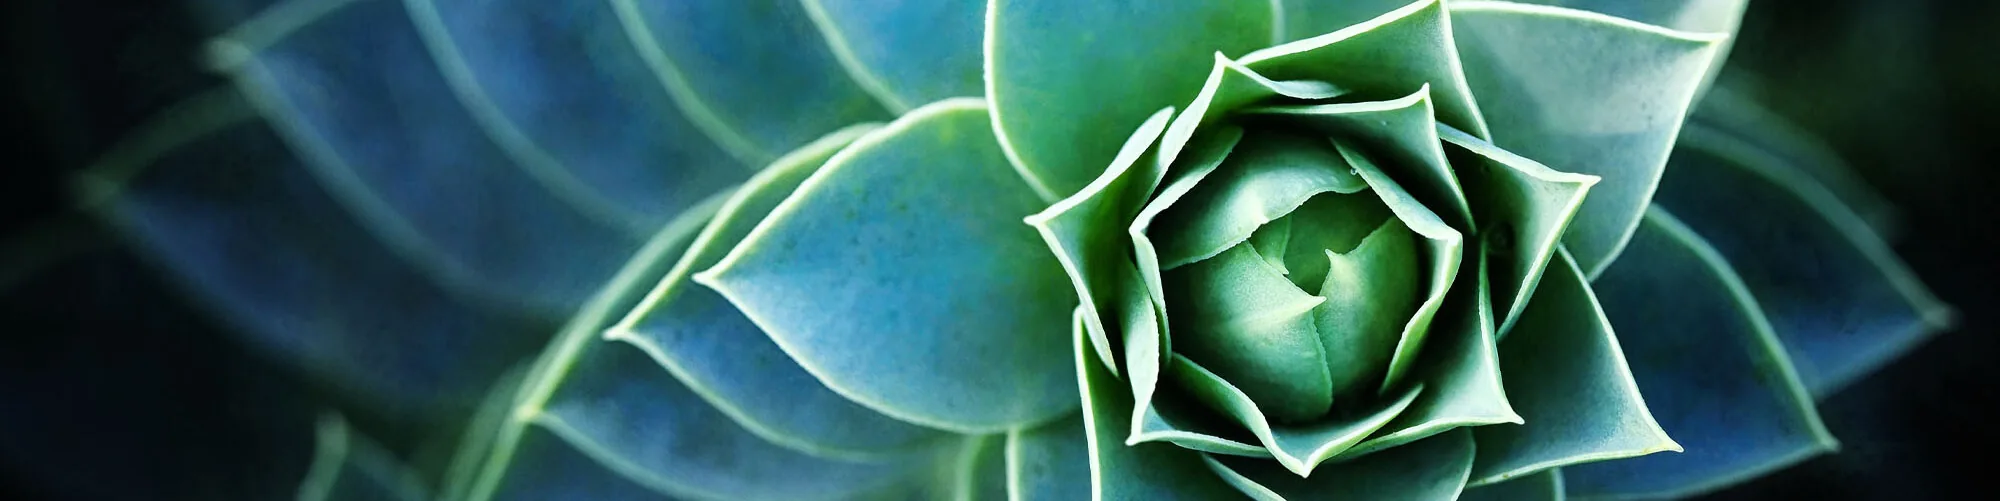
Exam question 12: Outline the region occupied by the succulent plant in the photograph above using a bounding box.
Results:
[72,0,1950,499]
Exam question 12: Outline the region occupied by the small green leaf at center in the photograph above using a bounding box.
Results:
[1165,243,1333,424]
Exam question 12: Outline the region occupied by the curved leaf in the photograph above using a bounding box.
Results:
[209,0,643,313]
[1437,124,1597,337]
[1276,0,1415,42]
[296,414,429,501]
[1469,249,1678,485]
[1314,217,1422,401]
[1249,87,1475,231]
[82,88,549,411]
[1564,209,1837,499]
[1503,0,1747,97]
[608,0,890,163]
[1242,0,1492,139]
[987,0,1276,198]
[1688,84,1898,235]
[1152,131,1367,269]
[1338,142,1465,394]
[698,99,1076,433]
[1448,0,1725,277]
[1203,429,1475,501]
[407,0,748,229]
[1659,123,1952,396]
[801,0,986,111]
[1165,244,1333,424]
[1170,356,1423,476]
[1462,469,1564,501]
[607,125,948,458]
[1079,312,1243,500]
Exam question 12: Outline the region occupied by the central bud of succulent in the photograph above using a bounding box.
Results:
[1149,128,1440,424]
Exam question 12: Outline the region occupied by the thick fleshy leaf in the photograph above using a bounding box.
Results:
[296,415,428,501]
[1688,85,1898,235]
[82,89,550,411]
[987,0,1275,198]
[1463,469,1564,501]
[1153,54,1345,175]
[1469,249,1678,485]
[1125,125,1248,383]
[608,0,890,162]
[800,0,985,111]
[1029,107,1181,376]
[1505,0,1747,97]
[1165,244,1333,423]
[949,435,1009,501]
[1249,88,1475,230]
[1338,142,1464,394]
[1270,192,1394,291]
[1659,124,1953,396]
[1241,0,1491,139]
[1008,312,1240,500]
[1437,125,1597,337]
[1564,209,1837,499]
[407,0,747,230]
[1153,131,1367,268]
[1276,0,1416,42]
[1203,429,1475,500]
[1346,245,1516,457]
[606,125,947,458]
[1315,218,1421,401]
[1448,1,1725,277]
[1171,356,1422,476]
[698,99,1076,433]
[209,0,643,312]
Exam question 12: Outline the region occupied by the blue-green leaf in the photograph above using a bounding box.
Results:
[1688,84,1898,235]
[698,99,1076,433]
[987,0,1276,198]
[801,0,986,111]
[81,88,550,411]
[606,125,948,458]
[1203,429,1475,501]
[1275,0,1414,42]
[1242,0,1491,139]
[406,0,748,229]
[1249,87,1475,231]
[1437,125,1597,337]
[1659,123,1952,397]
[1338,142,1465,394]
[296,414,429,501]
[1152,131,1367,269]
[1448,1,1725,277]
[1469,249,1678,485]
[1165,244,1333,424]
[1563,209,1837,499]
[1170,356,1422,476]
[1009,312,1241,500]
[609,0,891,163]
[1502,0,1748,97]
[1462,469,1564,501]
[208,0,644,312]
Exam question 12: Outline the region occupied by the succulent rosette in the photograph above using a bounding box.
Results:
[68,0,1952,499]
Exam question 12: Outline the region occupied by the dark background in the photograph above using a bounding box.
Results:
[2,1,1993,499]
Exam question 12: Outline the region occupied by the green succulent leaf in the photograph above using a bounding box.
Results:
[1469,248,1678,485]
[406,0,747,229]
[211,0,648,313]
[1563,209,1838,499]
[1503,0,1749,97]
[1170,355,1423,476]
[800,0,986,111]
[950,435,1010,501]
[295,414,429,501]
[1345,244,1517,457]
[1250,87,1475,230]
[608,0,891,163]
[605,125,948,458]
[1437,125,1597,337]
[1154,54,1346,176]
[1165,243,1334,423]
[1338,142,1464,395]
[1314,217,1422,401]
[1659,121,1954,397]
[986,0,1276,198]
[1270,192,1395,292]
[698,99,1077,433]
[1461,469,1564,501]
[1202,429,1475,501]
[1007,313,1241,501]
[1275,0,1417,43]
[1241,0,1491,139]
[1153,131,1368,269]
[1448,0,1726,277]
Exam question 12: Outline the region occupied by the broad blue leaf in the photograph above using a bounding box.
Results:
[1661,122,1952,397]
[1462,469,1564,501]
[296,414,429,501]
[1470,249,1677,485]
[987,0,1276,198]
[81,88,549,411]
[1503,0,1748,97]
[801,0,986,111]
[209,0,644,313]
[408,0,749,229]
[1006,312,1239,500]
[1565,209,1837,499]
[609,0,891,163]
[607,125,948,458]
[1448,1,1725,277]
[1688,84,1898,235]
[698,100,1077,433]
[1203,429,1475,501]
